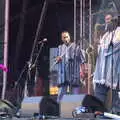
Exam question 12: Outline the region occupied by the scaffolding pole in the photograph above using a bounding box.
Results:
[80,0,83,48]
[88,0,92,94]
[83,0,85,49]
[74,0,77,43]
[89,0,92,44]
[2,0,9,99]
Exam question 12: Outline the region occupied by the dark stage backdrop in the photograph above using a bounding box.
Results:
[8,0,119,97]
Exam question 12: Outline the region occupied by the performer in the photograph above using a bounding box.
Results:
[56,31,86,102]
[93,13,120,114]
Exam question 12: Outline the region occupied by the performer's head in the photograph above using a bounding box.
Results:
[61,31,71,44]
[104,13,117,31]
[105,14,113,24]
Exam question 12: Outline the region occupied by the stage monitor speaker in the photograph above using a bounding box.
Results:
[60,94,86,118]
[21,96,59,116]
[21,96,43,116]
[40,96,59,116]
[60,94,105,118]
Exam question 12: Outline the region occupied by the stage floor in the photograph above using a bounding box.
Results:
[11,117,113,120]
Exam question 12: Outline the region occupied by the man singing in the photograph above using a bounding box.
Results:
[56,31,86,102]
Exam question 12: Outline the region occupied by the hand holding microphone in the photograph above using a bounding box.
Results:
[55,56,62,63]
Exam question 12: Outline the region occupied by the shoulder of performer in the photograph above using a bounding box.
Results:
[71,42,75,46]
[58,43,64,48]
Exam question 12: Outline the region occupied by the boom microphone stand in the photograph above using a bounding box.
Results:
[15,40,46,92]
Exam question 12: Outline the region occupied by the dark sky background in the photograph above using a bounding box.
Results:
[8,0,101,94]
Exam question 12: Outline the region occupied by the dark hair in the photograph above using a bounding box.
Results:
[61,31,74,42]
[104,12,113,17]
[61,31,70,35]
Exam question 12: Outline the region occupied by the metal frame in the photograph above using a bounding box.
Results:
[2,0,10,99]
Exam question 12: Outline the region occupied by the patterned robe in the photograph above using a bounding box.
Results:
[57,42,86,86]
[93,27,120,89]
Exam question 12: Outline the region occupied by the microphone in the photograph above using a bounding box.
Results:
[38,38,47,44]
[105,23,114,32]
[105,23,108,31]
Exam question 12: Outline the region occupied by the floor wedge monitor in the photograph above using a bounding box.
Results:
[60,94,105,118]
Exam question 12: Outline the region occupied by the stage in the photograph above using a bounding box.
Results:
[1,112,120,120]
[0,95,120,120]
[6,116,119,120]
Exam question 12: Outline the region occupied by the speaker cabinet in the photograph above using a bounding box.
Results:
[60,94,105,118]
[40,96,59,116]
[21,96,43,115]
[21,96,59,116]
[60,94,86,118]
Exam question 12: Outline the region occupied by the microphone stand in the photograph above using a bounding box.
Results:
[24,41,46,97]
[32,41,45,69]
[14,41,45,104]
